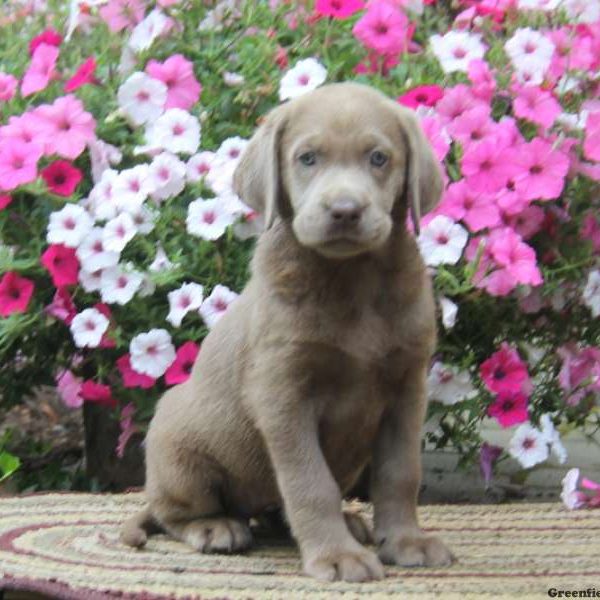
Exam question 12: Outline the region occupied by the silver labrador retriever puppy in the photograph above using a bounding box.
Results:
[122,82,454,582]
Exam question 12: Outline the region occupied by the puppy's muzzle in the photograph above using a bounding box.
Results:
[328,197,364,233]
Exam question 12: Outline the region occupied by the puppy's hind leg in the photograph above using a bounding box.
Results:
[148,455,252,554]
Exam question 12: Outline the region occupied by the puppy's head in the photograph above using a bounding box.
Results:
[233,82,442,259]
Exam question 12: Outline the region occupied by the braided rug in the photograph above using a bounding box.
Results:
[1,493,599,599]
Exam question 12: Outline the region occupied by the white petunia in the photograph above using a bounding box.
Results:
[233,212,265,240]
[427,362,477,406]
[540,413,568,464]
[186,198,235,240]
[505,28,555,74]
[167,282,204,327]
[149,152,186,201]
[561,468,586,510]
[216,136,248,164]
[128,9,170,53]
[102,212,137,253]
[279,58,327,101]
[70,308,109,348]
[47,204,94,248]
[440,296,458,329]
[129,328,176,377]
[199,284,239,328]
[100,265,144,305]
[512,54,547,87]
[76,227,120,272]
[138,275,156,298]
[508,423,549,468]
[186,151,216,183]
[129,205,157,235]
[118,72,168,127]
[89,169,120,221]
[113,164,155,213]
[146,108,200,155]
[149,246,174,272]
[430,31,486,73]
[223,71,245,87]
[583,270,600,317]
[563,0,600,23]
[205,157,236,196]
[79,268,103,293]
[88,137,122,184]
[517,0,560,10]
[417,216,468,267]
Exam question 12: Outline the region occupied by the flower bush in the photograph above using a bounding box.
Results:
[1,0,599,491]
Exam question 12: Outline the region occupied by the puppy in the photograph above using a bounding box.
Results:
[121,82,454,582]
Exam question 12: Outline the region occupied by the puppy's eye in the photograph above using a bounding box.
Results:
[370,151,388,168]
[299,151,317,166]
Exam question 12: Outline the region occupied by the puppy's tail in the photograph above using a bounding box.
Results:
[120,506,162,548]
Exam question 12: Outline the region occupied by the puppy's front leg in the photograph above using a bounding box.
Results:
[250,377,384,583]
[371,362,455,567]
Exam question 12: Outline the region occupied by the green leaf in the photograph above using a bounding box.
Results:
[0,451,20,483]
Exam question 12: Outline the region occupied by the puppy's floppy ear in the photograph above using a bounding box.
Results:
[395,104,443,235]
[233,104,289,230]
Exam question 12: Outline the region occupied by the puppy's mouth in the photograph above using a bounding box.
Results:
[315,236,375,259]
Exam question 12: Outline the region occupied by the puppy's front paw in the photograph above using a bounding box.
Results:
[378,535,454,568]
[304,543,384,582]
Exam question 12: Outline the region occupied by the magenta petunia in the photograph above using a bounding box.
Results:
[80,380,117,408]
[41,244,80,287]
[29,28,62,55]
[146,54,202,111]
[117,353,157,389]
[397,84,444,109]
[487,393,529,428]
[0,194,12,210]
[352,0,410,56]
[315,0,364,19]
[41,160,83,196]
[0,272,35,317]
[34,95,96,160]
[21,43,59,98]
[480,342,530,396]
[164,341,200,385]
[0,139,43,191]
[45,288,77,325]
[64,57,98,92]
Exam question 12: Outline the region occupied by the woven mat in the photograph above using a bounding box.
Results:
[1,493,599,599]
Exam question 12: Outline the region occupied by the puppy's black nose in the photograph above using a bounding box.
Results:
[329,198,363,226]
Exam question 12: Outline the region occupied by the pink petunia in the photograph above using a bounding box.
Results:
[513,138,569,201]
[487,392,529,428]
[480,342,531,396]
[512,85,561,129]
[45,288,77,325]
[146,54,202,111]
[420,116,450,162]
[80,380,117,408]
[64,57,98,93]
[41,244,80,287]
[480,442,503,487]
[0,140,43,191]
[487,227,542,287]
[461,138,516,195]
[99,0,146,32]
[436,84,486,124]
[315,0,364,19]
[447,105,495,150]
[467,58,496,102]
[352,0,410,56]
[0,73,18,102]
[164,341,200,385]
[557,344,600,405]
[581,213,600,254]
[584,111,600,163]
[56,369,83,409]
[29,28,62,55]
[117,403,138,458]
[41,160,83,196]
[34,95,96,160]
[505,205,545,240]
[21,43,59,97]
[117,354,157,389]
[397,84,444,109]
[0,272,35,317]
[440,180,501,232]
[0,112,47,150]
